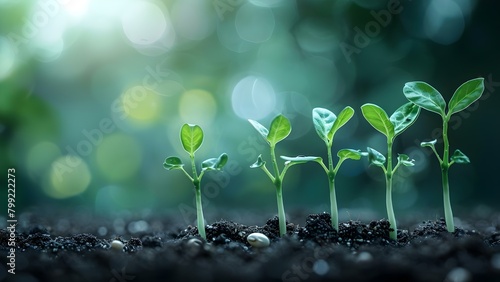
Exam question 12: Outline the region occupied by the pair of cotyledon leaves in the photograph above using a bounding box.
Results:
[248,107,363,168]
[164,78,482,171]
[403,77,484,164]
[249,77,483,168]
[163,124,228,172]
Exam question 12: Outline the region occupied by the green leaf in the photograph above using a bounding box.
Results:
[267,114,291,146]
[390,102,420,138]
[312,107,336,143]
[403,81,446,116]
[420,139,437,149]
[201,153,228,171]
[250,155,266,168]
[180,124,203,155]
[329,106,354,141]
[366,147,386,167]
[163,156,184,170]
[448,78,484,115]
[280,155,322,166]
[248,119,269,142]
[397,154,415,166]
[361,103,394,139]
[337,149,363,161]
[450,149,470,164]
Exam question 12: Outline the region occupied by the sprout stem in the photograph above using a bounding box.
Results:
[190,154,206,239]
[328,177,338,231]
[194,183,206,240]
[386,139,397,240]
[327,143,338,231]
[441,116,455,232]
[385,172,396,240]
[270,145,287,237]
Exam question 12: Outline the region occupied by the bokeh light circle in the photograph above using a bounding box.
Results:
[96,134,142,182]
[231,76,276,120]
[235,3,275,43]
[217,18,258,53]
[46,156,91,199]
[26,141,62,180]
[122,1,167,45]
[275,92,312,140]
[179,89,217,127]
[424,0,465,45]
[172,0,216,40]
[120,86,162,123]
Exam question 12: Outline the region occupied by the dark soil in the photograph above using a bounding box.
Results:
[1,211,500,282]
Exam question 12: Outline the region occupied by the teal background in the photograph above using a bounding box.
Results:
[1,0,499,223]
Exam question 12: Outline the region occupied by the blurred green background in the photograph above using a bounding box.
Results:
[1,0,499,222]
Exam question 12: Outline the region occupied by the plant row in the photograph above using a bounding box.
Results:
[163,78,485,241]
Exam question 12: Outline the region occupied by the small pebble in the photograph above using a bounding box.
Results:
[247,233,270,248]
[110,240,124,251]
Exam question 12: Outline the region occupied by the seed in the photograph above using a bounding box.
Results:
[247,233,270,248]
[110,240,124,251]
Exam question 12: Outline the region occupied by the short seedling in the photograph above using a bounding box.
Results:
[361,102,420,240]
[403,77,484,233]
[163,124,228,240]
[301,107,364,231]
[249,114,305,237]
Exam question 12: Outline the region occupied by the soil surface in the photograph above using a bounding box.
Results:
[1,210,500,282]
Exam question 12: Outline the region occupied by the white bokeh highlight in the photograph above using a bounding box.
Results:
[235,3,275,43]
[122,1,167,45]
[232,76,276,120]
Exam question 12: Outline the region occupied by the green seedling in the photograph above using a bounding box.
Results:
[163,124,228,240]
[249,114,306,237]
[361,102,420,240]
[298,106,364,231]
[403,77,484,233]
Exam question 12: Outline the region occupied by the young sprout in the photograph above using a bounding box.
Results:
[361,102,420,240]
[403,78,484,233]
[249,114,303,237]
[163,124,228,240]
[303,107,364,231]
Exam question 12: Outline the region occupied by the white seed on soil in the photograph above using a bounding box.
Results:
[247,233,270,248]
[110,240,124,251]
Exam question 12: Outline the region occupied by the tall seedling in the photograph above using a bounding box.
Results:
[249,114,305,237]
[361,102,420,240]
[403,78,484,232]
[306,107,364,231]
